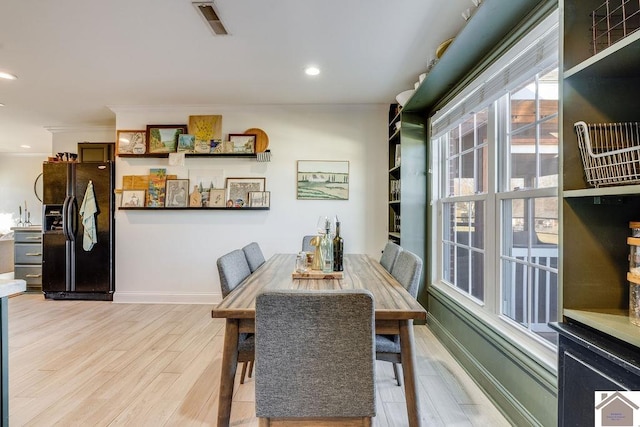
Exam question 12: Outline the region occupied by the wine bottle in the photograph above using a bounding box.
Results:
[333,218,344,271]
[320,223,334,273]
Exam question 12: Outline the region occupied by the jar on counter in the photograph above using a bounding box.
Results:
[629,237,640,275]
[628,273,640,327]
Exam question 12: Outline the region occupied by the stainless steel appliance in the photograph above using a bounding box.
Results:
[42,161,115,300]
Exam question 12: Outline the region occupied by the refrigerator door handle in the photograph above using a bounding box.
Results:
[62,196,72,240]
[68,197,78,241]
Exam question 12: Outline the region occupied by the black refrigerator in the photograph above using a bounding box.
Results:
[42,161,115,300]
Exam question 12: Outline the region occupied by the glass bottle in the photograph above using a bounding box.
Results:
[320,224,334,273]
[333,218,344,271]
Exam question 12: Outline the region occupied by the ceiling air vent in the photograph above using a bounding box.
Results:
[193,1,228,35]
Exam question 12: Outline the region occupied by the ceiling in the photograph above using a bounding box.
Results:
[0,0,475,153]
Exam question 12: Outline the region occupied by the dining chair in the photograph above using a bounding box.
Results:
[217,249,255,384]
[255,289,376,426]
[379,241,402,272]
[376,249,423,386]
[301,235,315,252]
[242,241,266,273]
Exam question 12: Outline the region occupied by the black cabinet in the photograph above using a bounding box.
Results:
[552,321,640,426]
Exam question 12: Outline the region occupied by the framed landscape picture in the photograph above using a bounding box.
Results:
[297,160,349,200]
[177,134,196,153]
[229,134,256,154]
[146,124,187,154]
[226,177,266,207]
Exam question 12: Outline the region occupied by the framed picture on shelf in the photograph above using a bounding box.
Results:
[229,134,256,154]
[226,177,266,207]
[165,179,189,207]
[121,190,145,207]
[146,124,188,154]
[249,191,270,208]
[188,115,222,154]
[208,189,226,207]
[116,130,146,155]
[177,134,196,153]
[296,160,349,200]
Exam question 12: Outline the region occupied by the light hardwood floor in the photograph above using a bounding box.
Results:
[8,294,510,426]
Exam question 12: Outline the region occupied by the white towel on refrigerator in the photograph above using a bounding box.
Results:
[79,180,98,251]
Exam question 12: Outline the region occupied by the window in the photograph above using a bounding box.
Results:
[431,15,559,346]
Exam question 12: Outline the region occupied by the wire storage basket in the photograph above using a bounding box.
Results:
[575,121,640,187]
[591,0,640,55]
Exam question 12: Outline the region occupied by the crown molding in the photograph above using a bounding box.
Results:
[44,125,115,134]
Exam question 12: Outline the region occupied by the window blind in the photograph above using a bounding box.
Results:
[431,16,559,138]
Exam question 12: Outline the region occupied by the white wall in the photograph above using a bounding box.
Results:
[50,126,115,154]
[112,104,389,303]
[0,153,49,233]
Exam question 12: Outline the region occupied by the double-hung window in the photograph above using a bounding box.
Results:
[430,12,559,346]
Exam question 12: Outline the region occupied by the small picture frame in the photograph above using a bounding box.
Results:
[146,124,188,154]
[249,191,270,208]
[121,190,146,207]
[229,134,256,154]
[226,177,266,207]
[165,179,189,207]
[117,130,146,155]
[208,189,226,207]
[177,134,196,153]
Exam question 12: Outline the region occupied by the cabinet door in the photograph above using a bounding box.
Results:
[559,338,640,426]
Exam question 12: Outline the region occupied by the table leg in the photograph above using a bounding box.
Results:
[217,319,239,427]
[399,319,421,427]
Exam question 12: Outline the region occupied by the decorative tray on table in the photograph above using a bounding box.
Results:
[292,270,344,279]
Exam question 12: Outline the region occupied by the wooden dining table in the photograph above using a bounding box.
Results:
[211,253,427,427]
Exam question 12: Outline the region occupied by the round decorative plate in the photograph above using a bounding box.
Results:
[245,128,269,152]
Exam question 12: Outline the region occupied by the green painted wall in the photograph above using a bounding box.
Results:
[428,287,558,426]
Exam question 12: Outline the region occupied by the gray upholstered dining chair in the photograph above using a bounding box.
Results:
[301,235,315,252]
[255,289,376,426]
[242,241,266,273]
[380,241,402,272]
[376,249,423,386]
[217,249,254,384]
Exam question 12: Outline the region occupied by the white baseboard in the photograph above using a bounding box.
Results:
[112,291,221,304]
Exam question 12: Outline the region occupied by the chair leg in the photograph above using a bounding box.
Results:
[240,362,248,384]
[392,362,402,387]
[248,360,254,378]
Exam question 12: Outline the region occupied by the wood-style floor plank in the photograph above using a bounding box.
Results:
[7,294,510,426]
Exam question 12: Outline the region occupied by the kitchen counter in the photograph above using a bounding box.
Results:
[0,278,24,426]
[10,226,42,232]
[0,279,26,297]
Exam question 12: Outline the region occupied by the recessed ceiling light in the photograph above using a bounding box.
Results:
[305,66,320,76]
[0,103,4,107]
[0,72,17,80]
[20,145,31,149]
